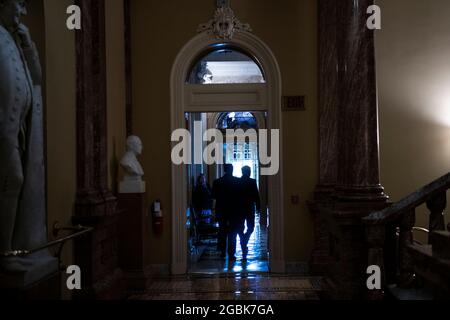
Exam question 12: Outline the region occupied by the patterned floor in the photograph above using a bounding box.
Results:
[130,274,323,300]
[129,215,322,300]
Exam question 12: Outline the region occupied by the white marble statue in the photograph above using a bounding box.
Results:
[119,136,146,193]
[0,0,58,286]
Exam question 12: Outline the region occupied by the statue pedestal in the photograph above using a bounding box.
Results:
[117,192,150,290]
[0,253,60,299]
[119,180,146,194]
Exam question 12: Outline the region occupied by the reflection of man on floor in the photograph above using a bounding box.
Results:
[238,166,261,260]
[211,164,241,261]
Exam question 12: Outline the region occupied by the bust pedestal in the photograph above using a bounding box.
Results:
[117,192,150,291]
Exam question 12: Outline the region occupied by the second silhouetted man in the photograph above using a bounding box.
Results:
[238,166,261,260]
[212,164,242,260]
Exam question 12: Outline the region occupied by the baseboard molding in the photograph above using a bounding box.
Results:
[269,259,286,273]
[285,261,310,275]
[145,264,171,277]
[171,263,187,275]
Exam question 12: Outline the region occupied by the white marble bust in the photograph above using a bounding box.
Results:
[119,136,146,193]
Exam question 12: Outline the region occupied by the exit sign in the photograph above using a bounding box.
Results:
[282,96,306,111]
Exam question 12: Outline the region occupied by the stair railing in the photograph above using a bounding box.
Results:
[363,173,450,298]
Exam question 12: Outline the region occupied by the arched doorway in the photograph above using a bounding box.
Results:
[170,30,284,274]
[186,111,270,273]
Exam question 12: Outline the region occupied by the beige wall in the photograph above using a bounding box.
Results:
[106,0,127,192]
[131,0,318,265]
[44,0,77,298]
[43,0,127,244]
[42,0,127,296]
[377,0,450,240]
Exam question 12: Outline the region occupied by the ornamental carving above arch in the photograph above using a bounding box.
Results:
[197,2,252,40]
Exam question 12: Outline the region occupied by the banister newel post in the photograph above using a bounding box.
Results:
[398,209,416,287]
[426,192,447,243]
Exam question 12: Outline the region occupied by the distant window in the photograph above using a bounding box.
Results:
[217,112,258,130]
[187,45,265,85]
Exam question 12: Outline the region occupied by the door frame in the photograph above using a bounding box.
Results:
[170,30,284,274]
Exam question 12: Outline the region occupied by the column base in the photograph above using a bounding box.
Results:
[334,184,389,203]
[311,183,391,299]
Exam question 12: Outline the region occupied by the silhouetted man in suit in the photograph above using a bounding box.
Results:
[211,164,242,260]
[238,166,261,260]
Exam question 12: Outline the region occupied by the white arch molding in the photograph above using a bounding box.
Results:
[207,112,266,131]
[170,30,285,274]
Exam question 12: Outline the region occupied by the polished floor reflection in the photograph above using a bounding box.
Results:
[189,215,269,274]
[130,274,323,300]
[131,215,323,300]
